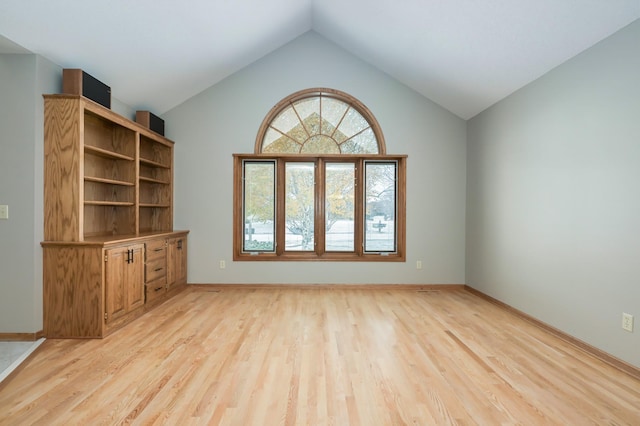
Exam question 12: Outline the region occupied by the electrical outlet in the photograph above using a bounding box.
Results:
[0,205,8,220]
[416,260,423,270]
[622,313,634,332]
[219,260,226,270]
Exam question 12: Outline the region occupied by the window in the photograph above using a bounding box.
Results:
[256,88,385,155]
[242,161,275,252]
[234,88,406,261]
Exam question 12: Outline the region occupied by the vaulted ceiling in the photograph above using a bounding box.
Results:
[1,1,638,119]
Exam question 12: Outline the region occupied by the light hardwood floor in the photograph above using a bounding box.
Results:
[1,286,639,425]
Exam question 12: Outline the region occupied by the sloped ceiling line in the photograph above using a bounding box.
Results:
[1,0,638,119]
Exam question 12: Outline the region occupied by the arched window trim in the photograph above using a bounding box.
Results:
[254,88,387,155]
[234,88,405,262]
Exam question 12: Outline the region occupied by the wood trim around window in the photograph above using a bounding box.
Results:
[254,88,387,155]
[233,154,406,262]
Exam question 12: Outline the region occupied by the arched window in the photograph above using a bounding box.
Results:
[234,88,406,261]
[256,88,386,155]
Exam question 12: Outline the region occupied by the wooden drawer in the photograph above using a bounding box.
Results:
[146,258,166,282]
[145,239,166,262]
[145,279,166,303]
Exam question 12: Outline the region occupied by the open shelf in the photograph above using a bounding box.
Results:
[84,201,135,206]
[139,164,171,183]
[138,134,172,234]
[83,204,136,236]
[139,157,170,168]
[139,206,172,234]
[140,135,171,166]
[85,145,134,161]
[139,176,169,185]
[84,148,136,211]
[85,176,135,186]
[84,111,136,159]
[44,94,175,241]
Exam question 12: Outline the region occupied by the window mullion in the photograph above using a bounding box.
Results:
[316,159,325,256]
[275,158,286,256]
[355,159,365,256]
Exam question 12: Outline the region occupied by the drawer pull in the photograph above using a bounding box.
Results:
[154,267,163,272]
[154,248,163,252]
[154,286,164,292]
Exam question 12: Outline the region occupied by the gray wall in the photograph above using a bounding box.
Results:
[164,31,467,285]
[466,20,640,367]
[0,54,59,333]
[0,53,135,334]
[5,23,635,370]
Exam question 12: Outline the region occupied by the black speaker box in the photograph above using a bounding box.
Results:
[63,69,111,109]
[136,111,165,136]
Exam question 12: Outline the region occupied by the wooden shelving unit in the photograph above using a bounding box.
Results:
[43,94,175,240]
[42,94,188,338]
[139,133,173,233]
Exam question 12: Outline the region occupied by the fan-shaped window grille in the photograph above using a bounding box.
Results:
[256,88,386,155]
[234,88,405,262]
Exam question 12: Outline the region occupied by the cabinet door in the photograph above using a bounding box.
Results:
[167,237,187,289]
[177,237,187,285]
[127,244,145,310]
[105,247,127,323]
[166,238,177,289]
[105,244,145,324]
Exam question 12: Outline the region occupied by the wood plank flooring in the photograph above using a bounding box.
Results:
[1,286,639,425]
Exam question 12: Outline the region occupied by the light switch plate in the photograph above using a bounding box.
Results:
[0,205,8,219]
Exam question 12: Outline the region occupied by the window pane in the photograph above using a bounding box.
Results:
[341,128,377,154]
[325,163,355,251]
[243,161,275,252]
[335,108,369,141]
[271,108,301,136]
[260,91,381,155]
[285,162,315,251]
[321,97,348,135]
[262,128,301,154]
[293,98,321,136]
[365,162,397,253]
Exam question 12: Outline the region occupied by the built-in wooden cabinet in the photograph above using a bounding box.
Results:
[167,236,187,290]
[142,233,189,302]
[43,94,174,240]
[42,94,188,338]
[105,243,145,324]
[145,237,168,303]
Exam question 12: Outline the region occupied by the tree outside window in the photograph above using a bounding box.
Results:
[234,88,405,261]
